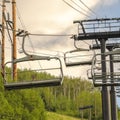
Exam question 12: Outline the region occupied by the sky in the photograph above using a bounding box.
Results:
[13,0,120,77]
[1,0,120,105]
[16,0,120,107]
[15,0,120,33]
[16,0,98,33]
[1,2,119,71]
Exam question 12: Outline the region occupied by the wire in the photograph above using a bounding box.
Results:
[16,6,27,30]
[16,5,43,61]
[62,0,90,17]
[24,50,64,58]
[16,5,69,69]
[0,25,74,37]
[3,12,13,43]
[70,0,88,13]
[3,8,24,65]
[71,0,96,17]
[78,0,97,17]
[28,33,73,37]
[16,5,43,69]
[0,18,73,37]
[82,40,91,46]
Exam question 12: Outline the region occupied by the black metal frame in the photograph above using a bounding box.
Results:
[73,18,120,40]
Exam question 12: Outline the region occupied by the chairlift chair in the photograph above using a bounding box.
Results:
[4,56,63,90]
[3,35,64,90]
[64,48,93,67]
[64,32,93,67]
[91,52,120,87]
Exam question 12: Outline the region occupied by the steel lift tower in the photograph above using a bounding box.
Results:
[90,43,120,120]
[73,18,120,120]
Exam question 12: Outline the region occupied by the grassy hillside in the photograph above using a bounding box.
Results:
[1,68,102,119]
[46,112,83,120]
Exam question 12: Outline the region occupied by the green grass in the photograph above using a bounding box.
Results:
[46,112,84,120]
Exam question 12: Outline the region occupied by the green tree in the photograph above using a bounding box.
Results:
[0,92,14,119]
[21,89,46,120]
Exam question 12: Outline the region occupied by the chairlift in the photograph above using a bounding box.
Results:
[64,48,93,67]
[91,52,120,87]
[64,33,94,67]
[3,35,64,90]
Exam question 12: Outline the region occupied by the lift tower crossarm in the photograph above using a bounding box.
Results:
[74,31,120,40]
[90,43,120,50]
[74,18,120,23]
[73,18,120,40]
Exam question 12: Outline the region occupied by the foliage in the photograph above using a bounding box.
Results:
[4,89,46,120]
[0,67,104,119]
[118,108,120,120]
[0,69,46,120]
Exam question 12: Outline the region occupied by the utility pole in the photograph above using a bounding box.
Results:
[1,0,6,78]
[12,0,17,81]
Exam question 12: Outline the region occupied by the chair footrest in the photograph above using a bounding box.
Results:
[4,79,62,90]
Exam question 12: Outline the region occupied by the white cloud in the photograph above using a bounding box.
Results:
[16,0,100,33]
[5,0,102,78]
[100,0,119,6]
